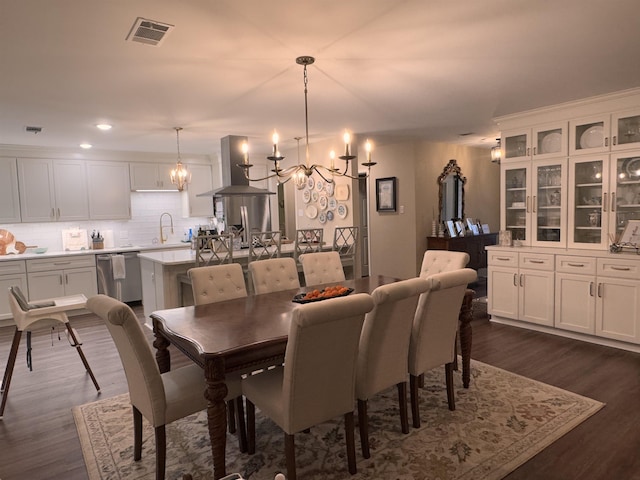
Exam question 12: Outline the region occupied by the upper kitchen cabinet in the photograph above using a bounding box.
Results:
[87,161,131,219]
[17,158,89,222]
[181,163,214,217]
[501,122,568,162]
[569,108,640,156]
[129,162,177,191]
[0,158,21,223]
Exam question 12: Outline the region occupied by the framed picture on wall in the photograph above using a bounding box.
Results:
[376,177,397,212]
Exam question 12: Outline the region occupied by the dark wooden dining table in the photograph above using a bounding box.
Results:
[150,275,474,479]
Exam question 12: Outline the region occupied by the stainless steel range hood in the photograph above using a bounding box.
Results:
[197,135,275,241]
[196,135,274,197]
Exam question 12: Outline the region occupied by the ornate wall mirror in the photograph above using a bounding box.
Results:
[438,159,466,225]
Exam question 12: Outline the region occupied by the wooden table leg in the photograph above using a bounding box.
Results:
[152,320,171,374]
[204,357,229,480]
[458,289,474,388]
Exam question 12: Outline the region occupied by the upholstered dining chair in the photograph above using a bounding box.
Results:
[1,286,100,418]
[299,251,346,286]
[188,263,247,306]
[87,294,243,480]
[243,293,375,480]
[248,257,300,295]
[408,268,477,428]
[419,250,470,278]
[355,277,429,458]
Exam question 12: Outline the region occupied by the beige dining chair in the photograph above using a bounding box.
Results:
[248,257,300,295]
[188,263,247,305]
[355,277,429,458]
[1,286,100,418]
[299,251,346,286]
[408,268,477,428]
[243,293,375,480]
[419,250,470,278]
[86,294,244,480]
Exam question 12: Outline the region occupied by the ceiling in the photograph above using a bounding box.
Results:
[1,0,639,158]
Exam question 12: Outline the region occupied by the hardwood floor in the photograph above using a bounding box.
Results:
[0,302,639,480]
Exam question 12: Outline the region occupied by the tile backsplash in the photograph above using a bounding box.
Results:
[1,192,212,251]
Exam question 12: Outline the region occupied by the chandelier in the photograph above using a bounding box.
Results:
[170,127,191,191]
[237,56,376,189]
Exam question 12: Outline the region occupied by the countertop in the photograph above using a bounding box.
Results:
[138,243,297,266]
[0,242,191,262]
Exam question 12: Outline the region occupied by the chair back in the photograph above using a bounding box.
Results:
[248,231,282,262]
[7,286,65,331]
[333,226,358,261]
[356,277,429,400]
[294,228,323,263]
[408,268,477,376]
[86,294,167,424]
[282,293,374,433]
[299,251,345,286]
[194,233,233,267]
[419,250,469,278]
[188,263,247,305]
[249,257,300,295]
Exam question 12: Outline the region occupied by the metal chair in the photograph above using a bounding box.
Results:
[1,286,100,418]
[333,226,358,278]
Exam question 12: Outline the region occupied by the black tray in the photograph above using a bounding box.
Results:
[292,287,354,304]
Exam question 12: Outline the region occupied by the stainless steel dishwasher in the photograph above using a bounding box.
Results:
[96,251,143,303]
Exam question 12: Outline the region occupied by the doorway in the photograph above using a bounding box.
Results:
[358,174,369,277]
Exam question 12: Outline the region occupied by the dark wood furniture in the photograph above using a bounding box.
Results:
[151,275,474,479]
[426,233,498,271]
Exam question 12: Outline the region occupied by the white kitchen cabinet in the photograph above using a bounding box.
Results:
[0,157,21,223]
[608,151,640,241]
[501,161,532,245]
[26,255,97,301]
[87,161,131,219]
[554,255,597,334]
[595,257,640,343]
[130,163,177,191]
[0,260,27,322]
[17,158,89,222]
[570,108,640,156]
[181,163,214,217]
[488,250,554,327]
[502,122,568,162]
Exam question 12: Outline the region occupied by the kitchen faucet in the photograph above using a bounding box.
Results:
[159,212,174,244]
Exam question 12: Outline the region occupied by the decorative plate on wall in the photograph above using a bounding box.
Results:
[337,203,348,219]
[328,197,337,210]
[318,212,327,224]
[325,182,335,196]
[316,180,324,191]
[318,195,328,210]
[305,204,318,219]
[326,210,334,221]
[307,176,315,190]
[311,191,319,203]
[302,189,311,203]
[335,184,350,201]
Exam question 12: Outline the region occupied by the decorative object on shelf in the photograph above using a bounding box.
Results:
[236,56,376,187]
[579,125,604,149]
[376,176,397,212]
[498,230,512,247]
[170,127,191,191]
[490,138,501,163]
[445,220,457,238]
[541,132,562,154]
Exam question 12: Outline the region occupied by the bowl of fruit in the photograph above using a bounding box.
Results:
[292,285,354,303]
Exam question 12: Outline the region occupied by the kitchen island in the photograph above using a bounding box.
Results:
[138,244,299,323]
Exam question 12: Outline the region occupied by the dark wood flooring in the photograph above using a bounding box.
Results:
[0,301,639,480]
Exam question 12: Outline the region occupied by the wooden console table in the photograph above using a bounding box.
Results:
[426,233,498,271]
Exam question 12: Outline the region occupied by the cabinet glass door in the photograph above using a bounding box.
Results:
[569,156,608,248]
[503,164,530,243]
[533,124,567,159]
[612,110,640,150]
[502,128,530,161]
[611,152,640,242]
[569,115,611,155]
[533,161,565,245]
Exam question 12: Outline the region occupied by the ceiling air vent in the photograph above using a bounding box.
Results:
[126,17,173,46]
[25,126,42,134]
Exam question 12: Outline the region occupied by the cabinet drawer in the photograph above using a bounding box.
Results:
[556,255,596,274]
[26,255,96,272]
[0,260,26,275]
[519,252,554,271]
[597,257,640,280]
[488,251,518,267]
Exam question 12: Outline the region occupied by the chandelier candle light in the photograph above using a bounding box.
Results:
[170,127,191,191]
[237,56,376,188]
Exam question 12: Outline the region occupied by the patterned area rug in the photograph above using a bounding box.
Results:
[73,360,604,480]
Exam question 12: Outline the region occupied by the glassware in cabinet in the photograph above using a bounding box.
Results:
[610,152,640,241]
[533,161,565,246]
[502,163,530,244]
[612,109,640,151]
[568,157,609,248]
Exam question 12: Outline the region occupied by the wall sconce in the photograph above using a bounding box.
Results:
[490,138,502,164]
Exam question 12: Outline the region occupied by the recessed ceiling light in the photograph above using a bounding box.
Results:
[96,124,112,131]
[80,143,93,149]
